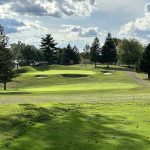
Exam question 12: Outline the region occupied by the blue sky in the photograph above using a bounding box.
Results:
[0,0,150,50]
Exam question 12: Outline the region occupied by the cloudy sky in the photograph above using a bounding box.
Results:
[0,0,150,50]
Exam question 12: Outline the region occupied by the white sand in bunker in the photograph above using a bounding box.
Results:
[35,75,48,79]
[104,73,112,75]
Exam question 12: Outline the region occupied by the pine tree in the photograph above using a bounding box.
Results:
[83,44,90,59]
[90,37,101,67]
[0,25,14,90]
[102,33,117,68]
[40,34,57,64]
[62,44,72,65]
[140,44,150,79]
[72,46,80,64]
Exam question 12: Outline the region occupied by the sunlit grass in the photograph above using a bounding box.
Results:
[22,83,138,92]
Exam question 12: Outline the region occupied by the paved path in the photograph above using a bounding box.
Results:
[126,71,149,87]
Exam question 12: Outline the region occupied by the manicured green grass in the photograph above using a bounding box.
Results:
[0,65,150,150]
[0,65,139,93]
[26,69,96,75]
[22,83,138,92]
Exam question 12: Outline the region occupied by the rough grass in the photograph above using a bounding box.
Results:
[0,65,150,150]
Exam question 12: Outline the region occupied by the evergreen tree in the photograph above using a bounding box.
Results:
[82,44,90,60]
[102,33,117,68]
[140,44,150,79]
[56,48,64,64]
[80,45,90,67]
[40,34,57,64]
[62,44,72,65]
[0,25,14,90]
[90,37,101,67]
[72,46,80,64]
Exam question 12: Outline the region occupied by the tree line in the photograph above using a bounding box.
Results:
[11,35,80,66]
[0,25,150,90]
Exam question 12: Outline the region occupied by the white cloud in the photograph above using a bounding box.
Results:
[0,17,48,35]
[119,3,150,43]
[0,17,49,46]
[0,0,96,17]
[61,25,99,37]
[96,0,145,14]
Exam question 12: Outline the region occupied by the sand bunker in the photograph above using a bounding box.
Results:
[104,73,112,75]
[61,74,88,78]
[35,75,48,79]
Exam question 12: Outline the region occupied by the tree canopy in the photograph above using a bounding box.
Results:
[41,34,57,64]
[90,37,101,67]
[118,39,143,67]
[101,33,117,67]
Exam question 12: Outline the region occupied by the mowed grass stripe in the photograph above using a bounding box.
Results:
[21,83,139,92]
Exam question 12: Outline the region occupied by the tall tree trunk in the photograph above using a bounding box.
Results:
[128,63,131,68]
[107,64,109,68]
[17,63,19,68]
[148,72,150,80]
[4,82,6,91]
[95,61,97,68]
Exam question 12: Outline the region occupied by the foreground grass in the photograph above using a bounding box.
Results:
[0,65,150,149]
[0,101,150,150]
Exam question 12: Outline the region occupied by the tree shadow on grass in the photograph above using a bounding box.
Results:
[0,92,32,95]
[0,104,149,150]
[33,65,50,71]
[102,67,134,72]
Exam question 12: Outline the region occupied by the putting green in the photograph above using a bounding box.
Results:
[21,83,138,92]
[26,70,96,76]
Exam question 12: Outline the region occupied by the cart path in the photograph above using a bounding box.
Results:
[127,71,149,87]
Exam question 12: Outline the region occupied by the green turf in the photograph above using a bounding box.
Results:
[0,65,150,150]
[0,65,139,93]
[22,83,138,92]
[0,102,150,150]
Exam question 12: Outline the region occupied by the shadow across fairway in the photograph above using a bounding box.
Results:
[33,65,50,71]
[0,104,149,150]
[102,67,134,72]
[0,92,32,95]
